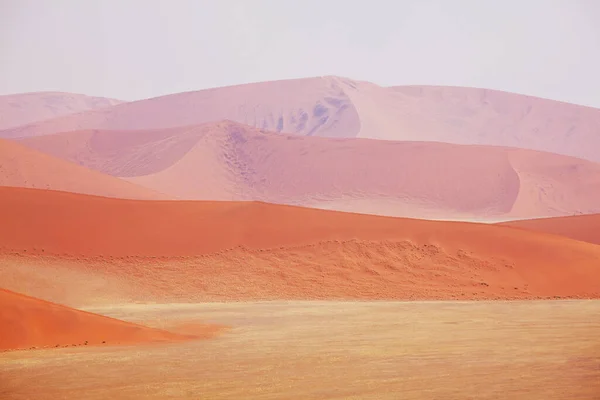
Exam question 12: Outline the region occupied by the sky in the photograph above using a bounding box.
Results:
[1,0,600,107]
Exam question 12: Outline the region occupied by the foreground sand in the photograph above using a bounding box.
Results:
[1,301,599,399]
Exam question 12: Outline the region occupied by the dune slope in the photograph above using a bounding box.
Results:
[5,77,600,161]
[19,121,600,219]
[0,187,598,303]
[3,77,359,139]
[500,214,600,245]
[0,92,123,131]
[349,83,600,161]
[0,288,198,351]
[0,139,168,199]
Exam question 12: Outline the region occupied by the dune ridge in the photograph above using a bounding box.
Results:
[0,139,169,200]
[500,213,600,245]
[0,288,221,351]
[5,76,600,161]
[19,121,600,219]
[0,91,123,131]
[0,187,598,305]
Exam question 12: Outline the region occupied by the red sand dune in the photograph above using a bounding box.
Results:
[0,288,202,351]
[0,139,168,200]
[0,187,598,303]
[500,214,600,245]
[4,77,600,161]
[19,121,600,220]
[0,92,123,131]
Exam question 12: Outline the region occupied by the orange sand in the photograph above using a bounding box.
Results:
[0,187,598,302]
[0,139,169,200]
[501,213,600,245]
[18,121,600,219]
[4,302,597,400]
[0,288,218,351]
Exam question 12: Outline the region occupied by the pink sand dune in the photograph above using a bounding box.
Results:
[19,121,600,220]
[4,77,600,161]
[0,92,123,131]
[0,138,168,200]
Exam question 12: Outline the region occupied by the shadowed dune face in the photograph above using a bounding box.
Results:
[0,187,598,305]
[0,139,169,200]
[0,288,219,351]
[0,92,123,131]
[19,121,600,219]
[2,77,360,140]
[500,214,600,245]
[5,77,600,161]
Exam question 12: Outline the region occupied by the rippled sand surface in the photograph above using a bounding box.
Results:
[2,301,599,399]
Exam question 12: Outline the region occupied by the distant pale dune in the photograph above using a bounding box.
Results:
[0,92,123,131]
[0,138,169,200]
[18,121,600,220]
[4,76,600,162]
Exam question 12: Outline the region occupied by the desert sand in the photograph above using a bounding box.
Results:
[2,301,599,399]
[0,187,598,307]
[501,213,600,245]
[0,91,123,131]
[0,288,222,351]
[4,77,600,161]
[0,139,169,199]
[2,79,600,400]
[17,121,600,219]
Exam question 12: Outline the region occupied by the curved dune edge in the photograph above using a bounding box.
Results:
[0,187,599,304]
[0,92,124,132]
[5,77,600,162]
[1,238,599,307]
[499,214,600,245]
[0,288,225,352]
[0,139,170,200]
[18,120,600,219]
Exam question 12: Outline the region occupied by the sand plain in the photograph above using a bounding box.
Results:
[2,300,599,399]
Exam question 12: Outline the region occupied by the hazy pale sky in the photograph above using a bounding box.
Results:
[2,0,600,106]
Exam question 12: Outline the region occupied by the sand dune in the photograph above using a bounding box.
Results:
[0,288,203,351]
[0,139,168,199]
[350,83,600,162]
[500,213,600,245]
[5,77,600,161]
[19,121,600,219]
[0,92,123,131]
[0,187,598,303]
[2,77,359,140]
